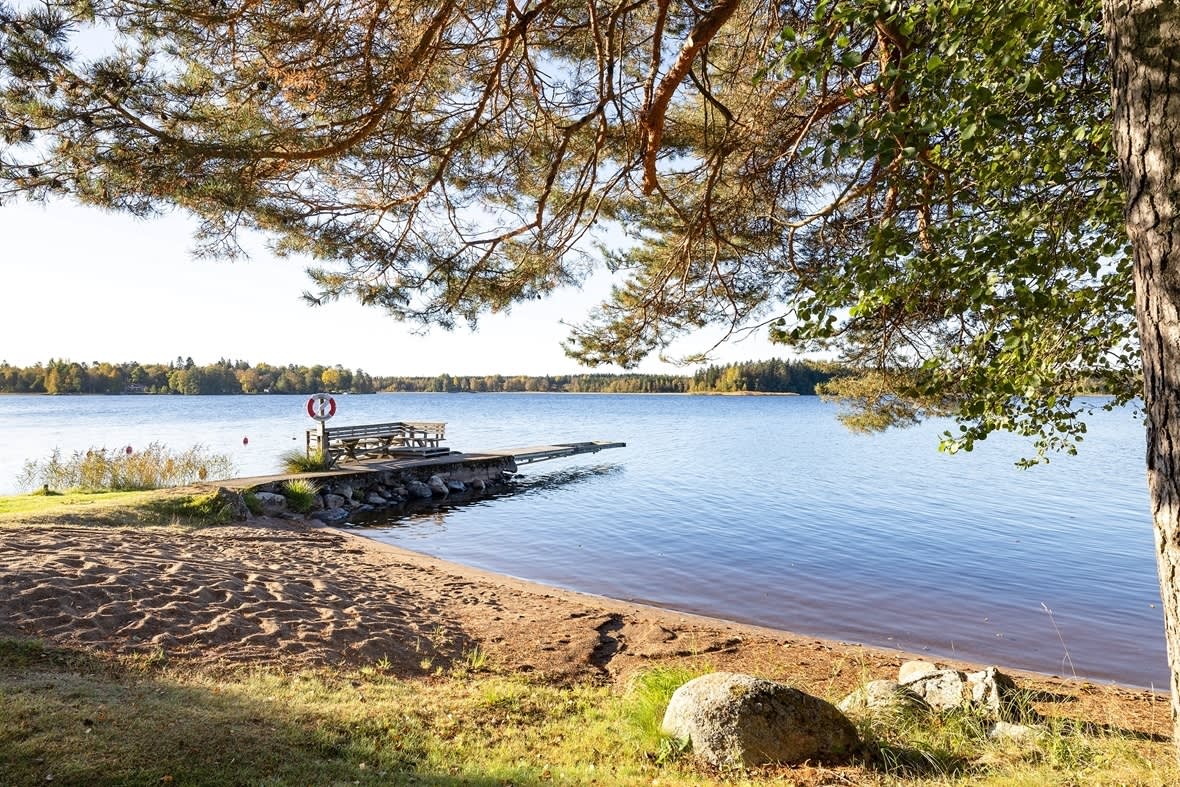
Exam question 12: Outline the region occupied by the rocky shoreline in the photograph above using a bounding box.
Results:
[220,459,517,525]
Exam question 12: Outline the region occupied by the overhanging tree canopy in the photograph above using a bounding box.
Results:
[5,0,1180,745]
[0,0,1134,455]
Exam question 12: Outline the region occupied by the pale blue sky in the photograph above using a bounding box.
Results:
[1,199,790,377]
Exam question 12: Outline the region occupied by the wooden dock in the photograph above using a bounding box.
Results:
[333,441,626,471]
[462,441,627,465]
[307,416,623,470]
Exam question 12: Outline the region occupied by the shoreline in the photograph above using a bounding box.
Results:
[0,515,1171,743]
[345,527,1165,694]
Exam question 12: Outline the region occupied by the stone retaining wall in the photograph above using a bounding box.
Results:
[245,455,518,523]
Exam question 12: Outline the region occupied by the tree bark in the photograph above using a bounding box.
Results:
[1104,0,1180,747]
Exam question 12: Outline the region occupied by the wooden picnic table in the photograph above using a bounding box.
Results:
[306,421,448,465]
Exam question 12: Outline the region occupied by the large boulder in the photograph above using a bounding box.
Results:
[428,475,450,496]
[661,672,859,769]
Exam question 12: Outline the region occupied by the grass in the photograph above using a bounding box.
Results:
[280,448,332,473]
[281,478,321,513]
[0,487,242,528]
[0,638,704,786]
[2,636,1173,787]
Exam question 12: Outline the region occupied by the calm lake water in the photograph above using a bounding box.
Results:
[0,392,1165,688]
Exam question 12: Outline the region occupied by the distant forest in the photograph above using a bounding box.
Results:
[0,357,842,396]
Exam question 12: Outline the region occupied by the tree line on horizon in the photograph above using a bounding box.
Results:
[0,358,841,397]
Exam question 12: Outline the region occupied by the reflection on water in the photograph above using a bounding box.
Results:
[345,463,625,529]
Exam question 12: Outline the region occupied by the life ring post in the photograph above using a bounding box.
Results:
[306,393,337,464]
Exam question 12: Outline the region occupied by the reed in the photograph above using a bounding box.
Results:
[17,443,235,492]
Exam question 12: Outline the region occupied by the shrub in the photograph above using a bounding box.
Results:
[279,448,331,473]
[17,443,236,492]
[282,479,320,513]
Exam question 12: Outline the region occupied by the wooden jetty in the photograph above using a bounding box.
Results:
[462,442,627,465]
[215,423,623,517]
[306,419,623,469]
[304,418,623,473]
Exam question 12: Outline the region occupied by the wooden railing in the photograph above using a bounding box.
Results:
[306,421,448,465]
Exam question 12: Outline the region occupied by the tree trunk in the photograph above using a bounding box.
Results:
[1105,0,1180,747]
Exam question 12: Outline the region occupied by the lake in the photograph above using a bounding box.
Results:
[0,392,1165,688]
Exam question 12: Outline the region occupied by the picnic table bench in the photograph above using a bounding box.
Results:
[306,421,449,465]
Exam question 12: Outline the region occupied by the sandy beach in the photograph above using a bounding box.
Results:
[0,517,1171,739]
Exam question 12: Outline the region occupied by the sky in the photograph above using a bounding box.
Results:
[0,199,794,377]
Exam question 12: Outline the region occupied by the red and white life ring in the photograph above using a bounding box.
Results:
[307,393,337,421]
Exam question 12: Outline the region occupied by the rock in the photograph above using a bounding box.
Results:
[900,668,968,712]
[323,493,347,510]
[333,483,354,501]
[366,492,388,506]
[838,680,927,715]
[989,721,1041,742]
[472,478,486,493]
[253,491,287,515]
[311,508,351,524]
[967,666,1024,722]
[406,481,433,500]
[900,664,1025,721]
[446,479,466,493]
[428,475,449,496]
[206,487,250,520]
[661,672,859,769]
[898,660,941,683]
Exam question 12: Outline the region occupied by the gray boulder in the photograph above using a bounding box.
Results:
[366,492,388,506]
[446,479,466,493]
[428,475,449,496]
[898,660,941,684]
[899,662,1025,721]
[205,487,251,521]
[966,666,1024,722]
[406,481,433,500]
[901,668,969,712]
[323,493,347,510]
[253,491,287,515]
[838,680,927,715]
[661,672,859,769]
[472,478,486,493]
[311,507,351,524]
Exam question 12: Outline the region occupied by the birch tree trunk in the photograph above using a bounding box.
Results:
[1105,0,1180,747]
